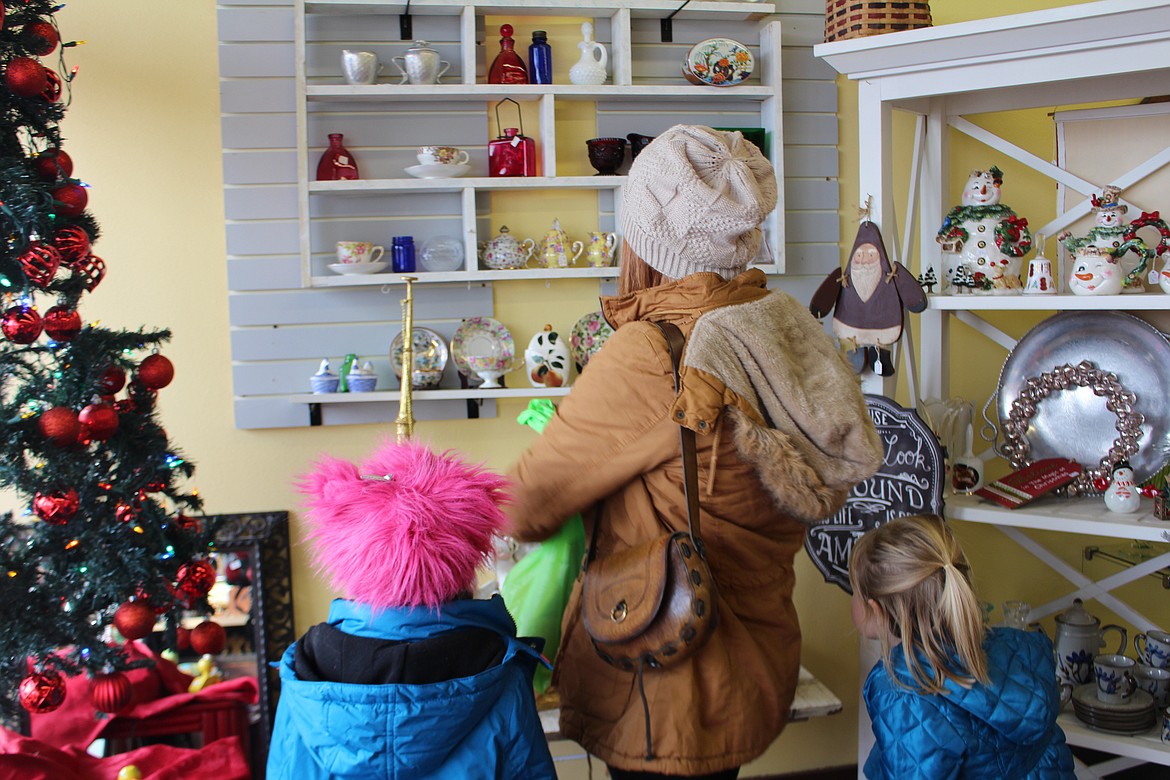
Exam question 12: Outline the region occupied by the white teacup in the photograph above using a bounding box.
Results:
[336,241,384,265]
[1135,664,1170,709]
[1094,653,1137,705]
[417,145,469,167]
[1136,629,1170,669]
[341,50,380,85]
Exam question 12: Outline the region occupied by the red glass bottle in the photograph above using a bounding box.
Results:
[316,133,360,181]
[488,24,529,85]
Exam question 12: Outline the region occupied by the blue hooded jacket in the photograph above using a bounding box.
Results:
[267,595,556,779]
[864,627,1075,779]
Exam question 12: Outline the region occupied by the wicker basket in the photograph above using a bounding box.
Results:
[824,1,932,42]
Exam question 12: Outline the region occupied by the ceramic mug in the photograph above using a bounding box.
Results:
[417,146,469,167]
[1094,654,1137,705]
[1135,663,1170,709]
[336,241,385,265]
[1135,629,1170,669]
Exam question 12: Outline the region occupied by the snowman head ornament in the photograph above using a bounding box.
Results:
[1068,245,1123,295]
[961,168,1002,207]
[1091,185,1128,229]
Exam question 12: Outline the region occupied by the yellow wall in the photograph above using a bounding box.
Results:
[58,1,1153,775]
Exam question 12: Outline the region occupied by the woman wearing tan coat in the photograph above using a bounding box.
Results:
[506,125,883,779]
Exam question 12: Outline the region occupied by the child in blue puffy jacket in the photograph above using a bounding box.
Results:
[850,514,1075,779]
[266,438,556,780]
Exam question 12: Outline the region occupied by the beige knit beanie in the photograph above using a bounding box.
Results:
[620,124,778,281]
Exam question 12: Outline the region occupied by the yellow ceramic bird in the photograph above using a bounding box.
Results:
[187,654,223,693]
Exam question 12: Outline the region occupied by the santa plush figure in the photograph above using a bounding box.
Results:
[810,221,926,376]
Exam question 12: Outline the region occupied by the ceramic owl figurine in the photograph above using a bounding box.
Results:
[936,167,1032,294]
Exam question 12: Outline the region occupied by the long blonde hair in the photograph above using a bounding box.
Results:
[617,242,665,296]
[850,514,989,693]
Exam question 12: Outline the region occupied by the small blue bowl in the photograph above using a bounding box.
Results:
[348,375,377,393]
[310,375,339,394]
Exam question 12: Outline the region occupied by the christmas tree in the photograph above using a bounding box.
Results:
[0,2,213,721]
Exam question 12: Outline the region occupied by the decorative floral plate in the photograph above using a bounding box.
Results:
[451,317,514,375]
[682,37,753,87]
[389,326,449,389]
[570,310,614,371]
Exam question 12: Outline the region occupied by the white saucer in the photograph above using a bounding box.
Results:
[405,163,470,179]
[328,261,388,275]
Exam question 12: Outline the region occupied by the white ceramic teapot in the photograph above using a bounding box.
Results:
[1052,598,1127,688]
[481,225,532,270]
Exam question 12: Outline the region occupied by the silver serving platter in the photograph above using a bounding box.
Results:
[996,311,1170,483]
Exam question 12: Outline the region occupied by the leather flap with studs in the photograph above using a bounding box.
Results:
[582,535,671,643]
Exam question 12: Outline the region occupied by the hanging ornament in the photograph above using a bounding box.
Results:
[5,56,49,97]
[43,306,81,341]
[41,68,61,102]
[137,354,174,390]
[22,20,60,56]
[52,225,91,266]
[114,500,138,524]
[33,488,79,524]
[189,620,227,656]
[117,766,143,780]
[38,406,81,446]
[2,305,44,344]
[175,559,217,601]
[176,626,192,651]
[97,365,126,395]
[113,600,156,640]
[30,148,73,181]
[79,401,118,441]
[51,183,88,217]
[19,241,61,288]
[89,670,133,714]
[74,254,106,291]
[19,670,66,714]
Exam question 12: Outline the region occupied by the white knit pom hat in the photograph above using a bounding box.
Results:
[619,124,777,280]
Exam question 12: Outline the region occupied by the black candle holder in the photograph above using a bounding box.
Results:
[586,137,626,175]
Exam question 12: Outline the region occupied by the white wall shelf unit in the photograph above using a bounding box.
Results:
[818,0,1170,771]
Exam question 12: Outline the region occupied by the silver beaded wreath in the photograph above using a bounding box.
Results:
[1001,360,1145,495]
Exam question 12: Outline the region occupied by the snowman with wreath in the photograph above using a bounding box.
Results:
[1058,185,1164,293]
[936,166,1032,294]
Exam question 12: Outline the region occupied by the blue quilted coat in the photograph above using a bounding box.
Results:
[267,596,556,779]
[863,627,1075,779]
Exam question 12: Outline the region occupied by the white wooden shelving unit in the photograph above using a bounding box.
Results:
[817,1,1170,773]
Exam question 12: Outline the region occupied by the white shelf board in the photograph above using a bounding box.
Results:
[289,386,571,403]
[927,293,1170,311]
[304,0,775,22]
[947,493,1170,544]
[311,266,619,286]
[1058,712,1170,767]
[305,84,776,102]
[309,176,622,194]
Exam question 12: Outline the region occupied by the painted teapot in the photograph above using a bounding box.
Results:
[481,225,532,270]
[528,218,582,269]
[1052,598,1127,687]
[584,231,618,267]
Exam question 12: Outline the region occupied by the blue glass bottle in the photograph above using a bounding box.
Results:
[391,236,416,273]
[528,30,552,85]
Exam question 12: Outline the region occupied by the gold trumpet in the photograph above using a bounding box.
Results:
[395,276,417,443]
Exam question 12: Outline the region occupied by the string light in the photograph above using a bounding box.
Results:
[64,539,79,550]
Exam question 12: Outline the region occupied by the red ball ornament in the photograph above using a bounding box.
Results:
[176,559,217,600]
[5,57,48,97]
[33,488,79,525]
[79,402,119,441]
[51,183,88,218]
[2,305,43,344]
[19,241,61,289]
[74,254,106,292]
[97,365,126,395]
[137,354,175,390]
[22,20,60,56]
[90,670,133,714]
[176,626,192,651]
[39,407,80,446]
[19,671,66,714]
[43,306,82,341]
[52,225,91,266]
[113,600,156,641]
[189,621,227,656]
[41,68,61,102]
[30,148,72,181]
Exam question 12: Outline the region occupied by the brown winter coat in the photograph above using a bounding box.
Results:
[507,270,882,775]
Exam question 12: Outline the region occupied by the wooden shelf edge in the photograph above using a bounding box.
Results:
[289,386,572,403]
[947,493,1170,543]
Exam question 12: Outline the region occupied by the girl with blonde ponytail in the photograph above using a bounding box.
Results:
[850,515,1075,779]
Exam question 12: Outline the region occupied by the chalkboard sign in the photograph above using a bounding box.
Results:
[804,394,945,593]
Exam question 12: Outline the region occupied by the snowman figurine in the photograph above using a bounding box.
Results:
[936,167,1032,294]
[1067,245,1124,295]
[1059,186,1154,293]
[1103,459,1141,514]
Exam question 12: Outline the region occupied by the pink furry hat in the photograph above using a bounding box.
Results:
[296,438,510,610]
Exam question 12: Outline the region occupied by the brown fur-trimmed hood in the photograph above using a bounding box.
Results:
[670,290,882,523]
